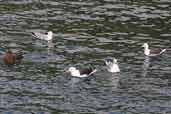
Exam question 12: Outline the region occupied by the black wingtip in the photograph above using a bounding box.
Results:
[31,32,36,37]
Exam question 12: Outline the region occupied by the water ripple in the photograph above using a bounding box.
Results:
[0,0,171,114]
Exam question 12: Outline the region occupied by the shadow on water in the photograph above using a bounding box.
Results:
[0,0,171,114]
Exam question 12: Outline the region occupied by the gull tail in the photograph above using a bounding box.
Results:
[160,49,166,54]
[89,69,97,76]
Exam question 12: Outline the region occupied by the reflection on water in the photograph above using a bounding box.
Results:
[47,41,54,55]
[142,56,150,77]
[0,0,171,114]
[112,75,120,88]
[47,41,54,49]
[68,77,82,88]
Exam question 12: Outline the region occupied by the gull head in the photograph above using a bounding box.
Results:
[66,67,81,77]
[113,58,118,63]
[67,67,77,73]
[48,31,53,36]
[142,43,148,48]
[47,31,53,41]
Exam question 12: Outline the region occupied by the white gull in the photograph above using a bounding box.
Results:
[105,58,120,73]
[32,31,53,43]
[142,43,166,56]
[66,67,97,77]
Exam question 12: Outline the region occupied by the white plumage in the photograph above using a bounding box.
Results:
[142,43,166,56]
[67,67,97,77]
[105,58,120,73]
[32,31,53,42]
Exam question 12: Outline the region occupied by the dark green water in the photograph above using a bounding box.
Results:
[0,0,171,114]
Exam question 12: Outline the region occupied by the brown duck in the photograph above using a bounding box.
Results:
[3,49,23,65]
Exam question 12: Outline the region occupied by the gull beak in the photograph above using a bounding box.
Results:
[64,69,69,73]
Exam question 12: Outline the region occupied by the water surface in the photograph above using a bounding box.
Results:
[0,0,171,114]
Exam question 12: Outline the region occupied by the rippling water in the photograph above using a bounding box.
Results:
[0,0,171,114]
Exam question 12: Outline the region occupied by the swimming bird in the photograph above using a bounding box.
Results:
[66,67,97,77]
[31,31,53,43]
[3,49,23,65]
[142,43,166,56]
[105,58,120,73]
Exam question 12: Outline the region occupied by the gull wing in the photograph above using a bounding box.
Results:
[32,32,48,40]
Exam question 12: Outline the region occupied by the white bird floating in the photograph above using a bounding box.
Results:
[32,31,53,43]
[142,43,166,56]
[66,67,97,77]
[105,58,120,73]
